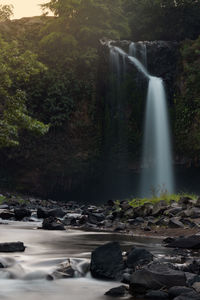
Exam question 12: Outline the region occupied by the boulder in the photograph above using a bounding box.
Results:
[165,235,200,249]
[145,290,169,299]
[0,242,25,252]
[90,242,124,280]
[52,260,75,279]
[168,217,185,229]
[14,208,31,220]
[88,213,105,225]
[37,207,66,219]
[126,248,153,269]
[42,217,65,230]
[174,291,200,300]
[130,264,186,295]
[0,210,15,220]
[105,285,128,297]
[168,286,194,298]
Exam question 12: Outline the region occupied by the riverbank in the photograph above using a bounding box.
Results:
[1,192,200,299]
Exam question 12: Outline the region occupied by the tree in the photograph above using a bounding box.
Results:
[123,0,200,41]
[41,0,130,46]
[0,36,49,147]
[0,4,13,21]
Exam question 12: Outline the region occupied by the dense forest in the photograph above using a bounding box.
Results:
[0,0,200,199]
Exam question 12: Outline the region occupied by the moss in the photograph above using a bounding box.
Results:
[128,193,197,208]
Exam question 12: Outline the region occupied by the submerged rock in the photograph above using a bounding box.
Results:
[0,242,25,252]
[42,217,65,230]
[14,208,31,220]
[90,242,124,280]
[105,285,128,297]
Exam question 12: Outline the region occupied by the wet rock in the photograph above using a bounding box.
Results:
[122,272,132,284]
[37,207,66,219]
[193,282,200,293]
[145,290,169,299]
[0,204,9,209]
[126,248,153,269]
[52,260,75,279]
[179,208,200,219]
[185,272,200,287]
[14,208,31,220]
[0,209,15,220]
[90,242,124,280]
[168,286,194,298]
[178,197,193,206]
[0,242,25,252]
[113,222,126,232]
[105,285,128,297]
[129,264,186,295]
[163,237,175,244]
[37,207,49,218]
[173,291,200,300]
[42,217,65,230]
[165,235,200,249]
[164,207,183,217]
[88,212,105,225]
[168,217,185,229]
[107,199,115,207]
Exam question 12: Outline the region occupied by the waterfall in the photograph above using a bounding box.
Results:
[107,41,174,197]
[140,76,174,196]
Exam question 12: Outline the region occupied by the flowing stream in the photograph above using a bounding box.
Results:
[0,220,171,300]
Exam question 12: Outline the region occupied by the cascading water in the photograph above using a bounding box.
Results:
[140,76,174,196]
[107,41,174,197]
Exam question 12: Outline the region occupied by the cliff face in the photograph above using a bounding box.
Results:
[0,18,181,200]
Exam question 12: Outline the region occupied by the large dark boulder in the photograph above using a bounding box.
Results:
[0,242,25,252]
[126,248,153,269]
[130,264,186,295]
[90,242,124,280]
[166,235,200,249]
[42,217,65,230]
[14,208,31,220]
[37,207,66,219]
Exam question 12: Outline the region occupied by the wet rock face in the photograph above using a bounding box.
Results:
[90,242,124,280]
[145,40,179,100]
[107,39,179,103]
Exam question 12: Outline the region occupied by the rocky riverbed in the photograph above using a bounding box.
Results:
[1,193,200,299]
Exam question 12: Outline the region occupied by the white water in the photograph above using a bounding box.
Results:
[141,76,174,196]
[108,42,174,196]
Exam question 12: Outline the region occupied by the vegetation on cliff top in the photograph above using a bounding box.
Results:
[0,0,199,196]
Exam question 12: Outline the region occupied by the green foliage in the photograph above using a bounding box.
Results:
[0,4,13,21]
[0,36,49,147]
[175,36,200,158]
[124,0,200,41]
[42,0,130,45]
[129,193,197,208]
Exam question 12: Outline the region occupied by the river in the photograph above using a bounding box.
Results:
[0,220,173,300]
